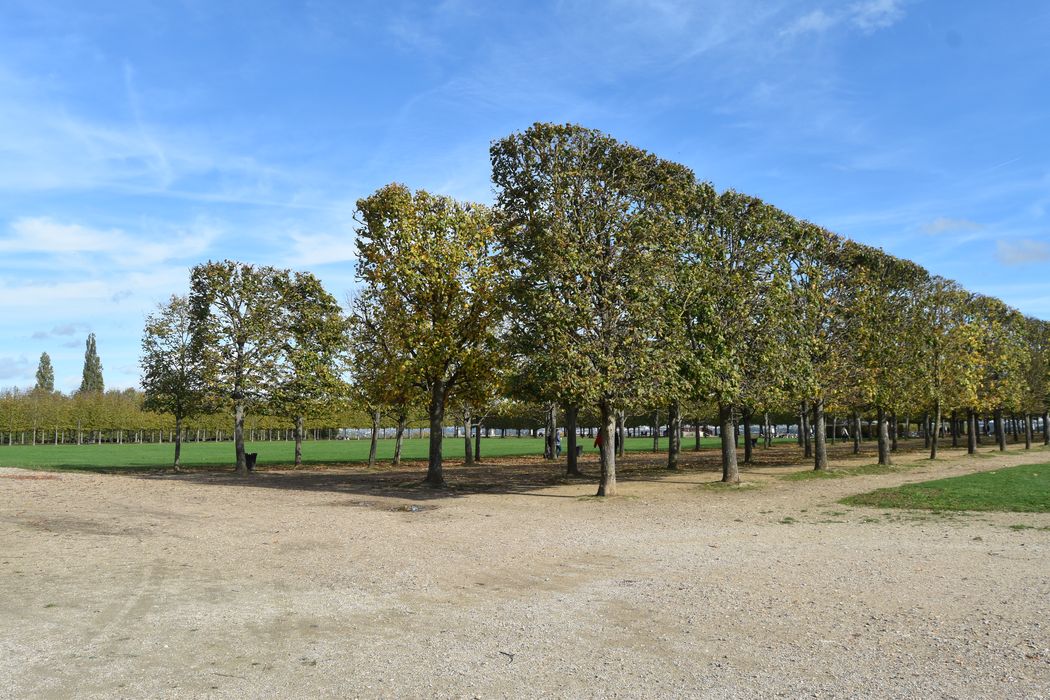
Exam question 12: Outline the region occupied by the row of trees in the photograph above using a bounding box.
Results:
[12,123,1045,495]
[349,123,1050,495]
[0,387,352,445]
[0,383,692,449]
[28,334,106,397]
[138,265,349,472]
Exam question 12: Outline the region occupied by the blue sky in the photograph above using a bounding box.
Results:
[2,0,1048,392]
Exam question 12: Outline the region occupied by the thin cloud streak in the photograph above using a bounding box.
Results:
[995,238,1050,266]
[0,217,220,268]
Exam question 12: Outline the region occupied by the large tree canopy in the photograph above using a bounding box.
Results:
[189,260,290,475]
[492,122,697,496]
[352,183,504,486]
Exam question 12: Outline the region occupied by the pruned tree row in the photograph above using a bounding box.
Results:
[4,123,1048,492]
[352,122,1050,493]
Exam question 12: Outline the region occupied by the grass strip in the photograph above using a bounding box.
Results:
[841,463,1050,513]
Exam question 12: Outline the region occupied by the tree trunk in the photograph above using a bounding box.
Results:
[426,382,446,486]
[923,412,931,449]
[543,403,556,460]
[796,407,804,448]
[234,399,247,475]
[967,409,977,454]
[566,404,581,476]
[596,399,617,496]
[1011,414,1019,443]
[173,415,183,472]
[994,407,1006,451]
[616,410,625,458]
[950,409,959,448]
[694,419,702,451]
[667,400,681,470]
[742,410,753,464]
[474,421,482,462]
[813,398,828,471]
[930,401,940,460]
[764,412,772,448]
[393,413,406,466]
[1043,411,1049,446]
[890,413,899,452]
[801,400,812,458]
[719,403,739,484]
[877,406,891,466]
[651,409,660,452]
[463,404,474,466]
[852,411,861,455]
[1024,413,1032,450]
[294,415,304,467]
[368,409,380,468]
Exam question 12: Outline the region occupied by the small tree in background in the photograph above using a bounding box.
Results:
[141,295,212,470]
[272,271,350,467]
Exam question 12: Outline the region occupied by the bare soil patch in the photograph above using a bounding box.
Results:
[2,442,1048,698]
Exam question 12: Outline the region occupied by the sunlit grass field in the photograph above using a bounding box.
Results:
[0,435,733,471]
[841,462,1050,513]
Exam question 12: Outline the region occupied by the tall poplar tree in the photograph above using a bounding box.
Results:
[79,333,104,394]
[34,352,55,393]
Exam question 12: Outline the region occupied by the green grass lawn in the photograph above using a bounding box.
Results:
[841,463,1050,513]
[0,435,735,471]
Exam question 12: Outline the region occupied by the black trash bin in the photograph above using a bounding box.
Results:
[245,452,258,471]
[575,445,583,457]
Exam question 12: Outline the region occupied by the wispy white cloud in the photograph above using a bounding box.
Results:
[922,217,984,235]
[0,279,114,310]
[0,64,304,206]
[782,9,836,37]
[0,355,31,381]
[850,0,906,33]
[288,230,358,268]
[31,322,90,340]
[781,0,906,37]
[0,216,220,267]
[123,61,173,188]
[996,238,1050,266]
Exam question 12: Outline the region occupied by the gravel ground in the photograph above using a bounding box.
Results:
[1,444,1048,699]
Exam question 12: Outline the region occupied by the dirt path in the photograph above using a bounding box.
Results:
[1,443,1048,698]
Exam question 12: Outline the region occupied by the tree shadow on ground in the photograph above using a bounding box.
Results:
[130,439,940,502]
